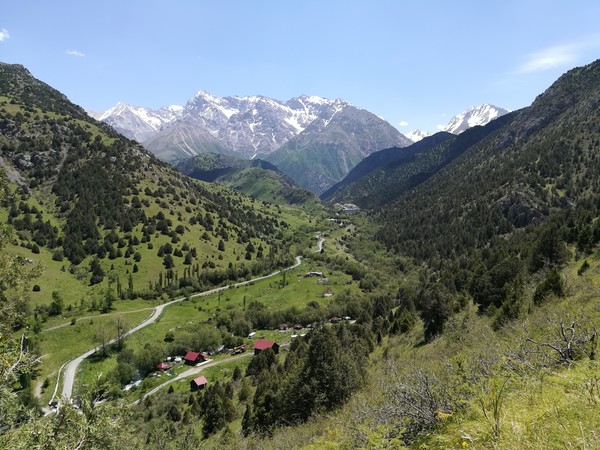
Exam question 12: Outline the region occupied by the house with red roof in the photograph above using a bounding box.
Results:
[155,362,171,371]
[253,339,279,355]
[190,376,207,391]
[183,351,208,365]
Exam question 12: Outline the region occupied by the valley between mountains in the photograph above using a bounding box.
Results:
[1,59,600,449]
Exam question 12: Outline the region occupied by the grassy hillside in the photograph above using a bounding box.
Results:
[175,153,317,205]
[0,62,319,316]
[234,252,599,450]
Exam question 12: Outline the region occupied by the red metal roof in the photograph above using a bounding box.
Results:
[192,376,207,386]
[253,339,276,350]
[155,362,170,370]
[184,351,200,361]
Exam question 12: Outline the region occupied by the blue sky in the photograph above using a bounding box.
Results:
[1,0,600,133]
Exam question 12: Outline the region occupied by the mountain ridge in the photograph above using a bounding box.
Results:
[95,91,411,193]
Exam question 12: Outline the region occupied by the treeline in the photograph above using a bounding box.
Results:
[242,323,373,435]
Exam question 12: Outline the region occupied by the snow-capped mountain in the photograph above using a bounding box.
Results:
[404,105,508,143]
[406,129,432,143]
[441,104,509,135]
[89,103,183,143]
[95,91,411,193]
[265,104,412,194]
[97,91,409,161]
[157,91,340,159]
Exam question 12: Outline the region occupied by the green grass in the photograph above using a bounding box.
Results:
[35,309,152,404]
[64,251,360,400]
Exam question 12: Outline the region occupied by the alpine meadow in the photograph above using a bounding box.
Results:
[1,50,600,450]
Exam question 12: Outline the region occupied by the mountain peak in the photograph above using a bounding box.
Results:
[406,129,432,143]
[93,101,183,142]
[441,104,509,135]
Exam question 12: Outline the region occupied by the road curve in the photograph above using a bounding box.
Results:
[59,255,303,402]
[316,236,325,253]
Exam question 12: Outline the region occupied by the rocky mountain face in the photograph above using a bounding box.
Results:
[95,92,411,193]
[89,102,183,143]
[407,104,509,142]
[265,105,411,193]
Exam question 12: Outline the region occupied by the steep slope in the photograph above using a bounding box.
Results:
[0,62,297,306]
[265,105,411,194]
[175,153,317,205]
[321,132,455,203]
[376,59,600,263]
[322,112,517,206]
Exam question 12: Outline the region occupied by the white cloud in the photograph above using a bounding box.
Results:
[516,44,578,74]
[0,29,9,42]
[435,124,445,130]
[66,49,85,57]
[399,120,408,127]
[516,35,600,74]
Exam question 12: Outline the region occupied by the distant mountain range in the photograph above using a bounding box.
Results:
[92,93,411,193]
[92,96,507,194]
[406,104,509,142]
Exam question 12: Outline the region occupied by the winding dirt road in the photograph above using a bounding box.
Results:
[58,255,304,403]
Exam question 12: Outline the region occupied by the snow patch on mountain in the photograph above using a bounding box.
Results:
[90,102,183,143]
[442,104,509,135]
[406,129,432,143]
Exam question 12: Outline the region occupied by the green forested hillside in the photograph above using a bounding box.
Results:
[0,62,302,312]
[378,61,600,263]
[175,153,317,205]
[322,112,517,207]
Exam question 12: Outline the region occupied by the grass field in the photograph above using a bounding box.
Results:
[67,254,359,399]
[35,309,152,404]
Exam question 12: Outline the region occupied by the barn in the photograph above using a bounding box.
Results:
[253,339,280,355]
[183,351,208,365]
[190,376,207,391]
[155,362,171,371]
